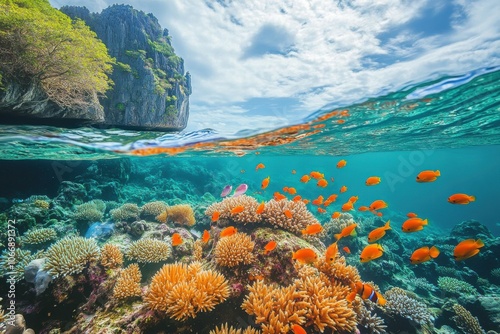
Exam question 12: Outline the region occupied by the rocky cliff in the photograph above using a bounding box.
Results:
[61,5,191,130]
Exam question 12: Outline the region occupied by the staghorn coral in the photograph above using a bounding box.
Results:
[384,287,433,325]
[205,195,261,225]
[315,255,361,287]
[73,200,106,222]
[261,199,319,234]
[113,263,142,299]
[22,227,57,245]
[452,304,485,334]
[140,201,168,219]
[438,276,478,296]
[144,261,230,321]
[126,238,171,263]
[45,236,100,277]
[110,203,140,222]
[352,299,387,334]
[100,244,123,269]
[215,232,255,267]
[210,323,262,334]
[167,204,196,226]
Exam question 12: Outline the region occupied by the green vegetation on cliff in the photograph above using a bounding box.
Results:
[0,0,114,109]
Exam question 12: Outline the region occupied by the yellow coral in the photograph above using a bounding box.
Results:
[210,323,262,334]
[144,262,230,321]
[113,263,142,299]
[261,199,319,234]
[205,195,261,225]
[100,244,123,269]
[315,256,361,287]
[167,204,196,226]
[34,199,50,210]
[22,227,57,245]
[44,236,100,277]
[126,238,171,263]
[215,232,255,267]
[155,210,168,223]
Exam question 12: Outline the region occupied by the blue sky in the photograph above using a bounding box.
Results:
[49,0,500,135]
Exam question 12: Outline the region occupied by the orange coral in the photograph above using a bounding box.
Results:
[315,256,361,287]
[261,199,319,234]
[215,232,255,267]
[100,244,123,269]
[113,263,142,299]
[155,210,168,223]
[205,195,261,225]
[167,204,195,226]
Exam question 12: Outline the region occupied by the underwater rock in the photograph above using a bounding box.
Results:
[478,296,500,331]
[24,258,45,283]
[85,221,114,239]
[53,181,87,207]
[35,269,53,295]
[450,220,494,240]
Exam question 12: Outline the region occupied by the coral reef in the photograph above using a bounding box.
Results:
[205,195,261,225]
[21,227,57,245]
[44,236,100,277]
[452,304,485,334]
[0,248,45,281]
[384,287,433,325]
[72,200,106,222]
[144,262,230,321]
[352,299,387,334]
[113,263,142,299]
[167,204,196,226]
[110,203,140,222]
[215,232,255,267]
[126,238,171,263]
[438,276,478,296]
[210,323,262,334]
[140,201,168,219]
[100,243,123,269]
[261,199,319,234]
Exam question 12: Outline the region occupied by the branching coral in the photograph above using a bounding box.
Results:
[352,299,387,334]
[100,244,123,269]
[73,200,106,222]
[452,304,485,334]
[144,262,230,321]
[261,199,319,234]
[167,204,196,226]
[210,323,261,334]
[140,201,168,219]
[22,227,57,245]
[110,203,140,222]
[205,195,260,225]
[315,256,361,287]
[215,232,255,267]
[126,238,171,263]
[438,276,478,296]
[384,287,433,325]
[45,236,100,277]
[113,263,142,299]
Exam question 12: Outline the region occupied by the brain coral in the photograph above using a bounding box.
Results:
[205,195,260,225]
[215,232,255,267]
[113,263,142,299]
[22,228,57,245]
[100,244,123,269]
[44,236,100,277]
[126,238,171,263]
[144,262,230,321]
[167,204,195,226]
[261,199,319,234]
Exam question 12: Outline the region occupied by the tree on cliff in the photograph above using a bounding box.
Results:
[0,0,114,109]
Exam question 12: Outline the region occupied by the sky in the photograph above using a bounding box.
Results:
[49,0,500,135]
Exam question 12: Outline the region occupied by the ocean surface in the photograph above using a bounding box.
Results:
[0,67,499,333]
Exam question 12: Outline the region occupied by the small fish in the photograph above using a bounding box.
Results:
[360,243,384,263]
[261,176,270,189]
[317,207,326,213]
[343,246,351,254]
[310,171,324,179]
[448,193,476,204]
[365,176,381,186]
[335,223,357,240]
[331,211,341,219]
[211,211,220,222]
[341,201,354,211]
[302,199,310,205]
[358,206,370,211]
[230,205,245,214]
[367,220,391,243]
[346,282,386,305]
[454,239,484,261]
[292,248,318,264]
[292,195,302,202]
[340,185,347,193]
[325,242,338,265]
[410,246,440,264]
[326,194,338,202]
[171,233,183,246]
[274,192,287,201]
[323,200,332,207]
[317,178,328,187]
[264,240,277,255]
[240,169,245,173]
[402,217,428,233]
[302,223,323,235]
[291,169,297,174]
[202,230,210,243]
[337,159,347,168]
[233,184,248,197]
[220,185,232,197]
[337,119,345,124]
[255,163,265,171]
[284,209,293,218]
[300,175,311,183]
[256,202,265,214]
[287,187,297,195]
[312,195,324,206]
[220,226,237,237]
[369,199,388,211]
[292,324,307,334]
[407,212,418,218]
[348,195,358,203]
[416,170,440,183]
[376,212,383,217]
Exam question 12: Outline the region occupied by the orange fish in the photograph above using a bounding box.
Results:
[335,223,357,240]
[255,163,265,171]
[261,176,270,189]
[317,178,328,187]
[331,211,341,219]
[292,324,307,334]
[346,282,386,305]
[284,209,293,218]
[376,212,383,217]
[312,195,324,206]
[358,206,370,211]
[402,217,428,232]
[337,160,347,168]
[230,205,245,214]
[323,200,332,207]
[220,226,237,237]
[264,240,277,255]
[410,246,440,264]
[327,194,338,202]
[340,185,347,193]
[454,239,484,261]
[448,193,475,205]
[407,212,418,218]
[202,230,210,243]
[348,195,358,203]
[360,243,384,262]
[317,207,326,214]
[287,187,297,195]
[310,171,324,179]
[300,175,311,183]
[343,246,351,254]
[292,248,318,264]
[291,169,297,174]
[369,199,388,211]
[416,170,440,183]
[325,242,338,265]
[302,199,310,205]
[171,233,183,246]
[341,201,354,211]
[368,220,391,243]
[274,192,287,201]
[256,201,265,214]
[292,195,302,202]
[337,119,345,124]
[211,211,220,222]
[283,186,289,193]
[365,176,381,186]
[302,223,323,235]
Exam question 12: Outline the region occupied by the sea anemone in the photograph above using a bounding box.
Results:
[214,232,255,267]
[167,204,195,226]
